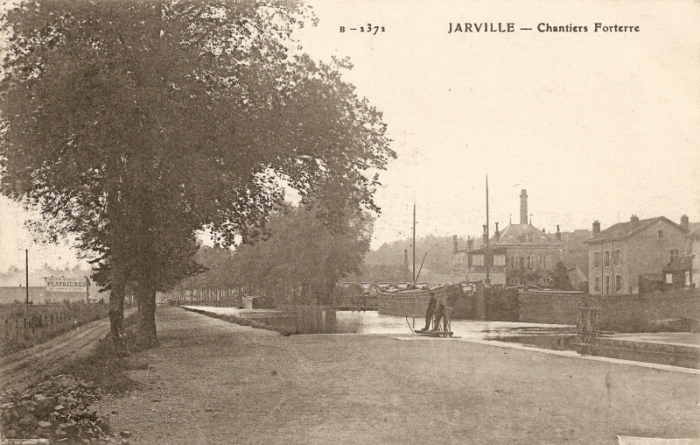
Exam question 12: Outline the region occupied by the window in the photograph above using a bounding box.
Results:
[604,251,610,267]
[543,256,548,270]
[615,275,622,293]
[594,277,600,292]
[614,249,621,267]
[472,254,484,266]
[527,255,535,269]
[604,276,610,294]
[494,254,506,266]
[594,252,601,268]
[670,249,679,262]
[658,230,664,239]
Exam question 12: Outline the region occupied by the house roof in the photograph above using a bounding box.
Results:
[584,216,686,244]
[662,256,694,273]
[468,246,508,255]
[491,223,562,247]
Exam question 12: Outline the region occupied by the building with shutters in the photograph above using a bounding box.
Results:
[453,190,564,286]
[584,215,690,295]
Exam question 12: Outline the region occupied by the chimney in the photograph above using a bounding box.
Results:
[630,214,639,227]
[520,189,528,225]
[593,220,601,235]
[453,235,458,253]
[681,215,689,232]
[556,224,561,241]
[467,236,474,251]
[482,225,488,244]
[494,222,500,241]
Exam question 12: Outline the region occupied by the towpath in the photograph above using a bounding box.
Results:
[92,306,699,445]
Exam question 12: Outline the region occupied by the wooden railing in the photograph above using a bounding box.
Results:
[0,303,109,352]
[576,306,601,355]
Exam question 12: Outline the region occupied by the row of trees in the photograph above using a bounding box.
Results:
[363,234,469,278]
[0,0,394,347]
[181,202,372,304]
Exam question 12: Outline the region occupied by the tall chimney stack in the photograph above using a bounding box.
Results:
[593,220,601,235]
[453,235,458,253]
[681,215,689,232]
[520,189,528,225]
[556,224,561,241]
[630,214,639,227]
[494,222,500,241]
[467,237,474,251]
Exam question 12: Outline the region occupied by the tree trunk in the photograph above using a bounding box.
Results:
[136,286,158,348]
[326,277,336,307]
[108,278,126,353]
[106,260,128,354]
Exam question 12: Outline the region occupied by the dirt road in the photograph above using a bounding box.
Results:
[92,307,699,445]
[0,309,135,391]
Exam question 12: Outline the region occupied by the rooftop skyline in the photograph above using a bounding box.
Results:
[1,0,698,269]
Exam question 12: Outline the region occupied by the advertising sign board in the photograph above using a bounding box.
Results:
[45,276,89,293]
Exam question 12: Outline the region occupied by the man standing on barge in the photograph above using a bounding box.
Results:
[423,292,437,330]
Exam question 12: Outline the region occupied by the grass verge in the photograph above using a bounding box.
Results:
[181,306,298,336]
[55,335,143,395]
[1,315,145,443]
[54,314,146,394]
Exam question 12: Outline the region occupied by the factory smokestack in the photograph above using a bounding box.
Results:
[520,189,528,225]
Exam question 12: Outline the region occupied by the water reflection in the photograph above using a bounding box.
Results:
[185,306,574,340]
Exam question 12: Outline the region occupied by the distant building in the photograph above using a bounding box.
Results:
[453,190,564,286]
[464,244,508,285]
[584,215,690,295]
[560,229,592,279]
[451,235,479,281]
[0,275,98,304]
[684,226,700,286]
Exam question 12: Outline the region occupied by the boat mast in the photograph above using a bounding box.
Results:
[485,175,490,285]
[412,203,416,284]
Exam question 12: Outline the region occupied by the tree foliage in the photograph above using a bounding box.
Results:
[363,234,468,277]
[550,261,573,291]
[177,245,237,290]
[227,202,373,305]
[0,0,394,346]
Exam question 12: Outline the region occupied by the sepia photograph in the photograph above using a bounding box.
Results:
[0,0,698,444]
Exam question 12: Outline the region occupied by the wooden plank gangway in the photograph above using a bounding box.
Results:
[414,328,454,338]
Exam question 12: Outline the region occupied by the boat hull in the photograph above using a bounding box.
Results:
[377,286,453,317]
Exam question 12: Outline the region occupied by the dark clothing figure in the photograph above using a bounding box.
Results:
[432,301,446,331]
[423,294,437,330]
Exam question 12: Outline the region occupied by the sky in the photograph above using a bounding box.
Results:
[295,0,700,247]
[1,0,699,270]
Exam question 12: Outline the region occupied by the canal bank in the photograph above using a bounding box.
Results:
[185,305,700,370]
[92,306,700,445]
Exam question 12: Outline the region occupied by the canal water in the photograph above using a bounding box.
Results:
[184,306,574,341]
